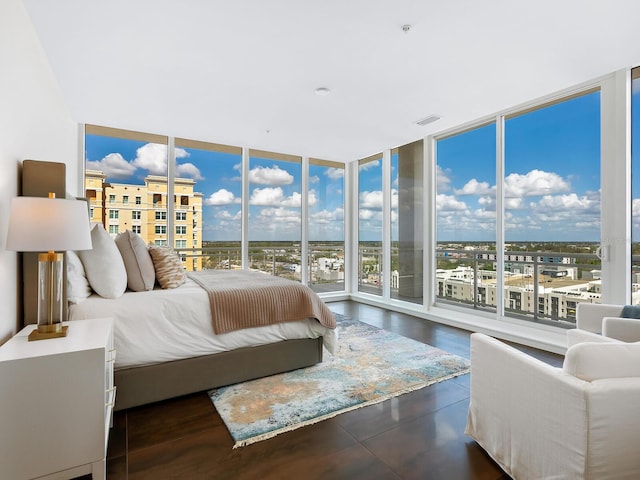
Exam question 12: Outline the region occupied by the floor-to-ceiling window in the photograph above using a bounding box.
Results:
[434,88,601,326]
[391,140,424,304]
[84,126,348,286]
[435,123,497,311]
[308,158,345,292]
[358,153,383,295]
[173,139,242,271]
[84,125,170,248]
[248,150,302,280]
[504,89,601,324]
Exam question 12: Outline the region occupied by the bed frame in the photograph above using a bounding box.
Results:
[21,159,325,411]
[114,336,323,410]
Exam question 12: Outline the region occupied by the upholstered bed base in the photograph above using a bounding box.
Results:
[114,336,324,410]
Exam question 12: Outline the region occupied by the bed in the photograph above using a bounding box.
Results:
[69,271,337,410]
[64,226,337,411]
[19,160,337,411]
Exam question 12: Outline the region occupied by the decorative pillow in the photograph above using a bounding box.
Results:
[78,223,127,298]
[66,250,92,303]
[148,245,186,289]
[115,230,156,291]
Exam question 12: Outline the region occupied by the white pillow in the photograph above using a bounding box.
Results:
[78,223,127,298]
[115,230,156,291]
[66,250,92,303]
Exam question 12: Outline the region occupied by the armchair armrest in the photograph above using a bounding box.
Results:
[564,341,640,381]
[567,328,620,348]
[576,303,624,333]
[603,317,640,342]
[466,333,588,479]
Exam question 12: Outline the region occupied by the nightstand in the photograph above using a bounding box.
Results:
[0,318,115,480]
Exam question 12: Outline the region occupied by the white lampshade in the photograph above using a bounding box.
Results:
[6,196,92,252]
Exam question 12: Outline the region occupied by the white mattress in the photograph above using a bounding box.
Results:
[68,277,337,370]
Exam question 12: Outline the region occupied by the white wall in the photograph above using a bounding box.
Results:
[0,0,78,343]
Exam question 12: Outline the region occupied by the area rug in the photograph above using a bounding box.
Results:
[208,313,470,448]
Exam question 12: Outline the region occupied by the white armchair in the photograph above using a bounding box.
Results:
[571,303,640,345]
[465,332,640,479]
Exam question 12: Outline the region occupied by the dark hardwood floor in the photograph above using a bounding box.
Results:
[103,301,563,480]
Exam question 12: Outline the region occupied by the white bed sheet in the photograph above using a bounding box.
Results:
[68,277,337,370]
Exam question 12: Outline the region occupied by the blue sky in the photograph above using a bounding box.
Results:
[436,91,602,242]
[85,138,344,242]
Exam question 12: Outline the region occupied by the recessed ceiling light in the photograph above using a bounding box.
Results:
[315,87,331,96]
[415,114,441,126]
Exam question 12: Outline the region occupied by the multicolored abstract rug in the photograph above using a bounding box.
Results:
[208,314,470,448]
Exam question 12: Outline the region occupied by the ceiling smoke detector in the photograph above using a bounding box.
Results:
[401,24,412,34]
[415,114,441,126]
[315,87,331,96]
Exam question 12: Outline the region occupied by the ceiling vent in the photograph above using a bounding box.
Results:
[415,114,441,126]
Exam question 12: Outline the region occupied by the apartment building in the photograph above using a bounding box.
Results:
[85,169,203,271]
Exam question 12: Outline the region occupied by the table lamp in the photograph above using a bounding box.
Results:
[6,194,92,340]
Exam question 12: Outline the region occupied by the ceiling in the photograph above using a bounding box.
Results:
[22,0,640,162]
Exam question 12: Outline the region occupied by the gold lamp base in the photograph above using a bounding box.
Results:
[28,325,68,342]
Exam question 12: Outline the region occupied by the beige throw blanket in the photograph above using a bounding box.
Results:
[188,270,336,334]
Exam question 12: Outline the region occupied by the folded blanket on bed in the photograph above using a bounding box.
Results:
[188,270,336,334]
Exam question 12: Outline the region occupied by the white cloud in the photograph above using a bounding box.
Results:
[176,162,204,181]
[282,192,303,207]
[359,208,376,220]
[249,165,293,185]
[633,198,640,218]
[436,165,452,192]
[478,196,495,209]
[132,143,190,175]
[358,160,380,171]
[505,197,524,209]
[359,190,383,209]
[454,179,493,196]
[504,169,570,197]
[309,175,320,184]
[307,191,317,207]
[215,209,242,221]
[325,167,344,180]
[204,189,240,206]
[358,190,397,209]
[436,194,467,211]
[534,193,596,211]
[250,187,285,205]
[311,207,344,224]
[473,208,496,219]
[256,207,301,224]
[86,153,136,179]
[249,187,309,207]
